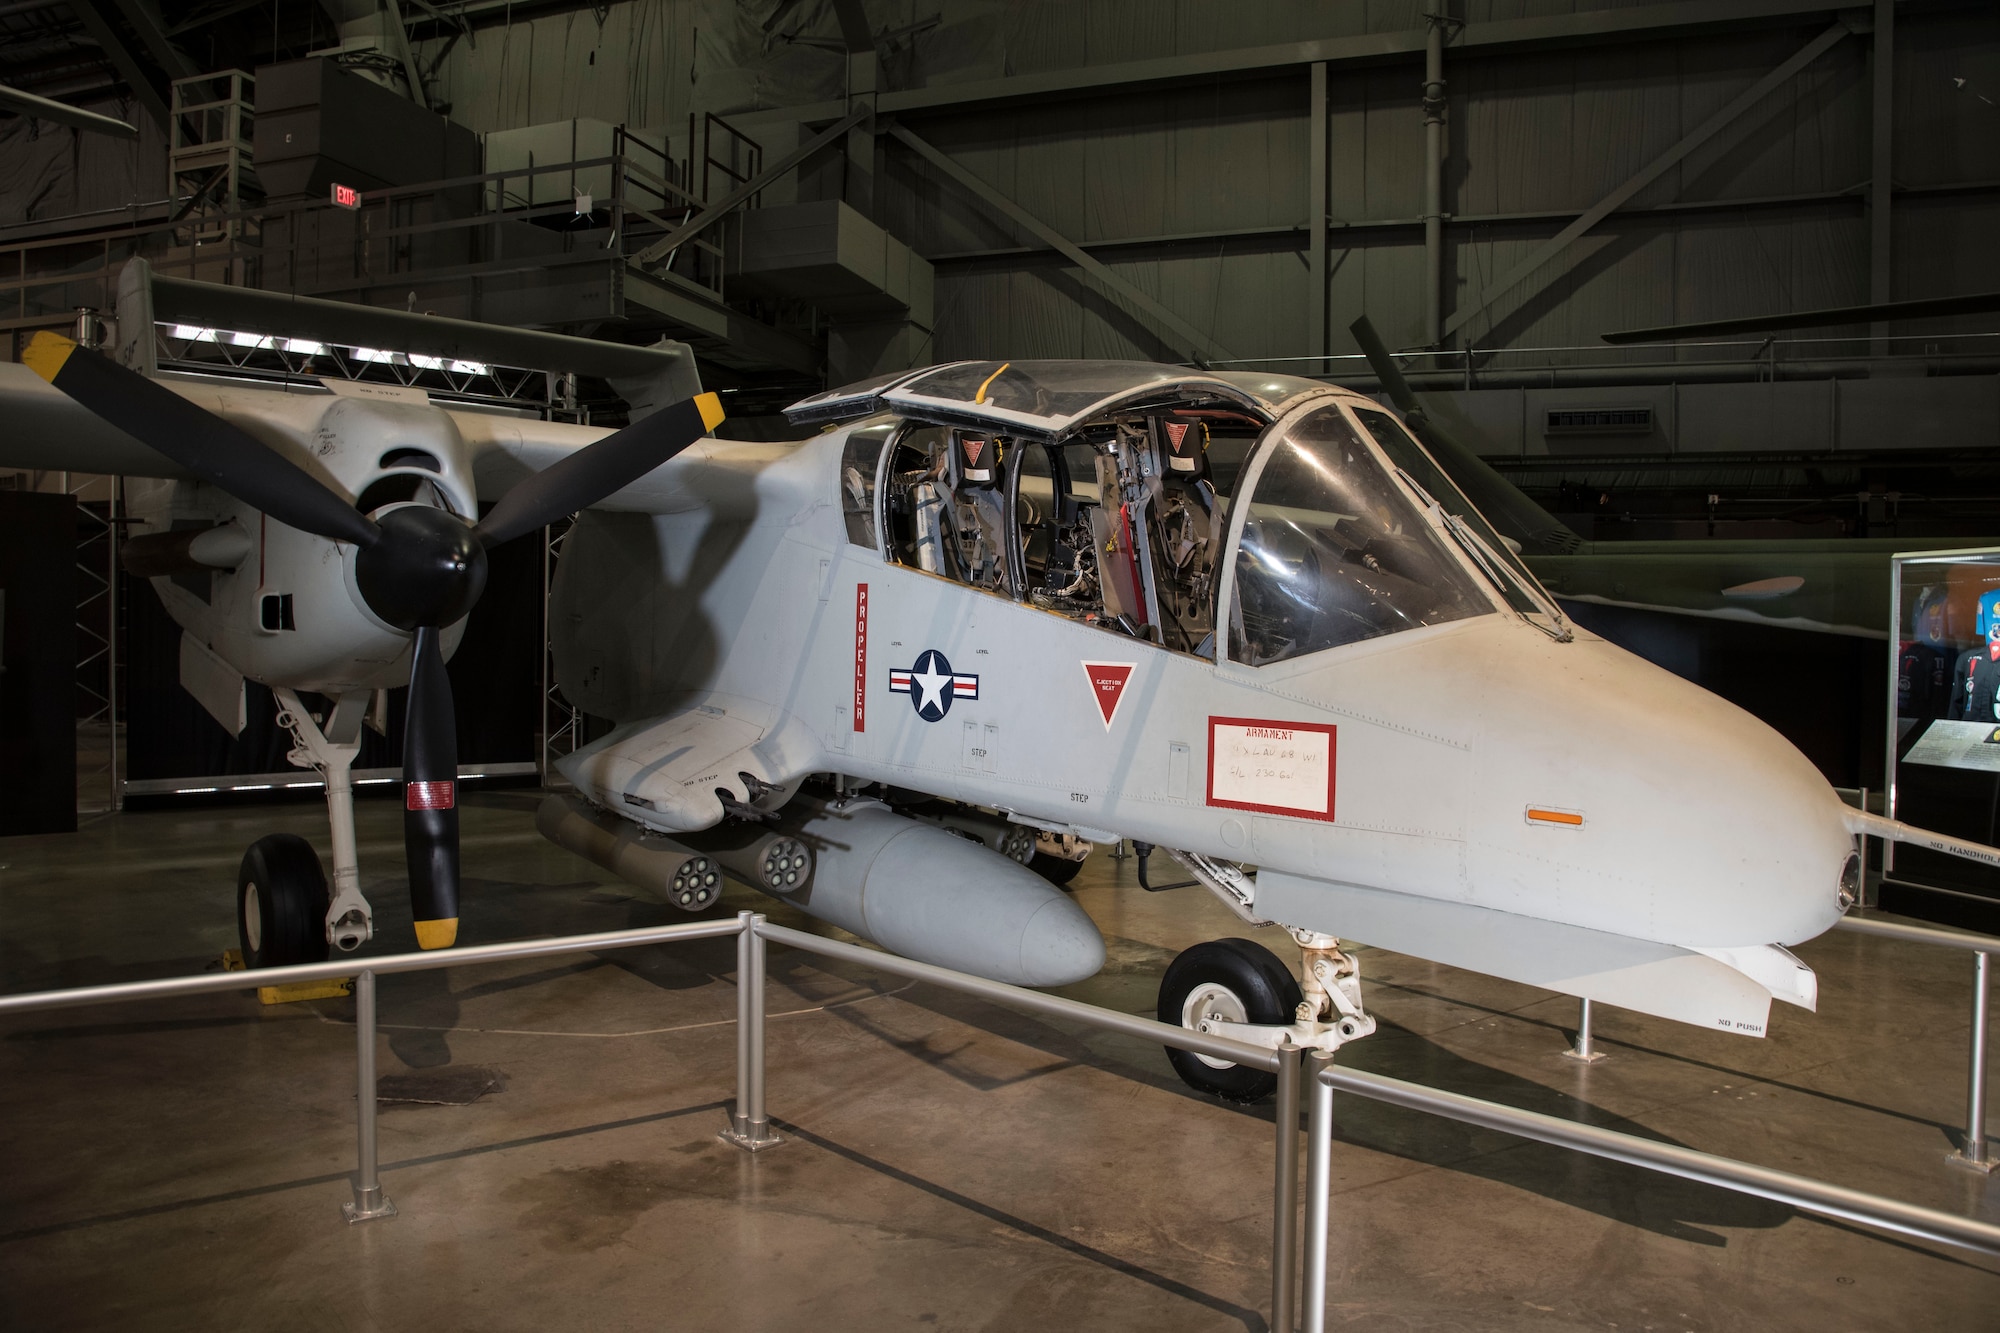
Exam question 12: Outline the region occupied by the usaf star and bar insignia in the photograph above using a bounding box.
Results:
[889,648,980,722]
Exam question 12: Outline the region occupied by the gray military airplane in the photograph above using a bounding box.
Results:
[10,268,1993,1101]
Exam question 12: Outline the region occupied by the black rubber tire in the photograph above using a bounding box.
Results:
[1030,850,1084,887]
[237,834,331,970]
[1157,938,1302,1102]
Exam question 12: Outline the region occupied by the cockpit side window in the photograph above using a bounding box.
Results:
[1229,406,1490,667]
[840,421,896,550]
[881,423,1012,596]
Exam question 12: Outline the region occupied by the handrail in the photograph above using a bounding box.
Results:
[5,900,1998,1327]
[1835,911,2000,954]
[0,917,742,1017]
[1316,1060,2000,1254]
[0,909,1296,1326]
[755,920,1279,1072]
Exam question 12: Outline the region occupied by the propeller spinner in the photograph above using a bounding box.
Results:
[24,330,724,949]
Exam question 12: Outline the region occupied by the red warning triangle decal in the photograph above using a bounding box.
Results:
[1164,421,1190,452]
[963,437,986,467]
[1081,660,1137,729]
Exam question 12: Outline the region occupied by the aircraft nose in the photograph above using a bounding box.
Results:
[1471,628,1855,950]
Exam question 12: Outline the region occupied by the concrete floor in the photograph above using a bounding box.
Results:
[2,789,1998,1331]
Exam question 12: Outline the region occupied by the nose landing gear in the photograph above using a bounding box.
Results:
[1158,931,1378,1102]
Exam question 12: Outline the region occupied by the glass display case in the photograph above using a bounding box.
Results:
[1886,547,2000,929]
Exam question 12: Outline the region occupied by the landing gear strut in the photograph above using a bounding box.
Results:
[271,688,375,954]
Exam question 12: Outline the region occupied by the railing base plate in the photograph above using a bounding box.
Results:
[720,1113,783,1153]
[1946,1150,1998,1175]
[342,1194,398,1224]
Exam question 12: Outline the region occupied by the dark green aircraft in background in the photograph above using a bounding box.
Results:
[1349,316,1983,641]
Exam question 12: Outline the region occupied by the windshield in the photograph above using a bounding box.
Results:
[1229,406,1492,667]
[1348,405,1566,630]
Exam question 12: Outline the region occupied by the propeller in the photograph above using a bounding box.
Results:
[24,330,724,949]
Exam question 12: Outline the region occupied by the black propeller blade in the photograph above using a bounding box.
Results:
[403,627,461,948]
[24,332,381,548]
[474,392,725,547]
[24,330,725,950]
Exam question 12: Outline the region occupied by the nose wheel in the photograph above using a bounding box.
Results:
[1159,931,1379,1101]
[237,834,332,969]
[1157,938,1304,1102]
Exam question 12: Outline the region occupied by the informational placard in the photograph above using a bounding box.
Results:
[1206,716,1336,821]
[1902,718,2000,774]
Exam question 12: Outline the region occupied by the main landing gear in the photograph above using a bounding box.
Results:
[237,834,331,968]
[232,689,378,971]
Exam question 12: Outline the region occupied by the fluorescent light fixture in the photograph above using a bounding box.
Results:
[446,359,490,376]
[283,339,326,356]
[170,324,218,342]
[408,353,444,370]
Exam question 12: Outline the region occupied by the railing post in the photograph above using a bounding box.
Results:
[1271,1044,1301,1333]
[1301,1050,1336,1333]
[1949,950,1996,1173]
[722,911,782,1151]
[1562,997,1608,1064]
[342,969,396,1222]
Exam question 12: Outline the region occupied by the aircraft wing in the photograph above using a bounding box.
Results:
[0,361,192,478]
[556,693,818,833]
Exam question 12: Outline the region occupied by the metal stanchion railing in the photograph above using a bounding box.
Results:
[0,917,744,1230]
[723,911,781,1151]
[1270,1046,1301,1333]
[746,921,1294,1320]
[1561,996,1607,1064]
[21,904,2000,1326]
[1300,1051,1336,1333]
[342,969,395,1223]
[1952,951,1994,1173]
[0,913,1298,1326]
[1297,1061,2000,1327]
[1836,914,1998,1173]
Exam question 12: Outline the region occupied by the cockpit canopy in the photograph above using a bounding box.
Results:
[800,361,1567,667]
[787,359,1280,440]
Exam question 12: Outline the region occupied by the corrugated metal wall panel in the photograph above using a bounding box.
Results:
[1898,11,2000,188]
[407,1,1993,370]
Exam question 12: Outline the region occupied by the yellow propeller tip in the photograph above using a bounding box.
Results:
[694,391,725,432]
[413,918,459,950]
[22,330,76,385]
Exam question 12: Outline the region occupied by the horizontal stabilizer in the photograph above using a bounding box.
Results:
[1254,870,1792,1037]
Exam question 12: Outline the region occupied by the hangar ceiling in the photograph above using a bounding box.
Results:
[0,0,1996,530]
